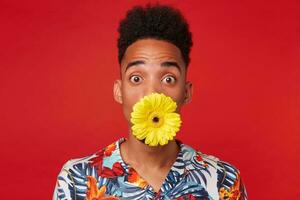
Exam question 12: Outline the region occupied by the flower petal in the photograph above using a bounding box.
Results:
[130,93,182,147]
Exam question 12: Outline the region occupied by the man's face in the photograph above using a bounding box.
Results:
[114,39,192,124]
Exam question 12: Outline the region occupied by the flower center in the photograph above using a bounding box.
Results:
[152,116,160,123]
[148,112,164,128]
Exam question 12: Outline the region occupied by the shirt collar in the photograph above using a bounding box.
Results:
[98,138,210,193]
[102,138,207,175]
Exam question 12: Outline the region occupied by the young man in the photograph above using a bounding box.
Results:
[53,4,247,200]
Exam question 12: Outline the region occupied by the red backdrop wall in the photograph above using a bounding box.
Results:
[1,0,299,199]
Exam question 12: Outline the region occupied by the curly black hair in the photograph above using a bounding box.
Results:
[117,4,193,67]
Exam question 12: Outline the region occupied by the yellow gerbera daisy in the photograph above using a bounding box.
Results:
[130,93,182,146]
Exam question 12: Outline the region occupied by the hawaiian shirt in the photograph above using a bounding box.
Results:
[53,138,247,200]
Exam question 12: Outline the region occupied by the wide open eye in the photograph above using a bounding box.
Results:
[162,75,176,85]
[129,75,143,84]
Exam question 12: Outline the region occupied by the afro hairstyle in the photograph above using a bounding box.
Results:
[117,4,193,67]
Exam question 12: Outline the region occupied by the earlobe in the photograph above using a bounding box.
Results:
[184,82,193,104]
[113,80,123,104]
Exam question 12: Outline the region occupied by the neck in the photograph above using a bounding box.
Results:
[120,131,180,169]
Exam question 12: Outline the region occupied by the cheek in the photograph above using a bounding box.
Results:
[175,95,186,111]
[163,87,186,110]
[121,84,144,118]
[123,85,142,105]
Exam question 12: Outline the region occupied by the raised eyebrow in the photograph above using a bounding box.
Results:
[125,60,145,72]
[161,61,182,74]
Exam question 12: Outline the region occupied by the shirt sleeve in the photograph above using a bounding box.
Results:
[217,161,248,200]
[239,177,248,200]
[53,165,76,200]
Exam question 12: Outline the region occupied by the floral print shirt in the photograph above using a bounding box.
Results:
[53,138,247,200]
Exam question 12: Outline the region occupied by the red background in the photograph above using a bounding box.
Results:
[1,0,299,199]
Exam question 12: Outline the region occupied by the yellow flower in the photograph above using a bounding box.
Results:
[130,93,182,146]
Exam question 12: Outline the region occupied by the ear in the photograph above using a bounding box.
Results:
[184,81,193,104]
[113,80,123,104]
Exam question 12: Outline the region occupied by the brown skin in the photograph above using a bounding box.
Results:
[113,39,193,192]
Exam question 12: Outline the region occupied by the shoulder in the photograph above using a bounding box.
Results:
[180,142,240,175]
[201,153,247,199]
[180,143,247,199]
[53,151,100,199]
[59,139,122,175]
[53,139,122,200]
[198,152,241,186]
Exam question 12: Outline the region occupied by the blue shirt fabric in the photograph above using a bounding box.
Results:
[53,138,247,200]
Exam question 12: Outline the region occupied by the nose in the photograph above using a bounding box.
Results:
[144,80,162,96]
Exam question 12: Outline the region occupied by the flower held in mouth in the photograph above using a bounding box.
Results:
[130,93,182,146]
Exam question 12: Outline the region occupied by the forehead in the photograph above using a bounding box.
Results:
[121,39,185,70]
